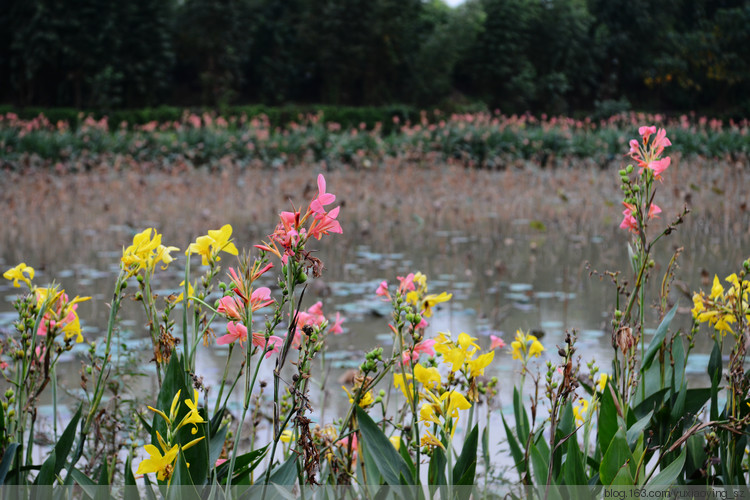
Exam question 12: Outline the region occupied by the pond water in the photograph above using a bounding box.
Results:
[1,160,749,472]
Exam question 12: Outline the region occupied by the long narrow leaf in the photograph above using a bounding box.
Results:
[355,406,413,485]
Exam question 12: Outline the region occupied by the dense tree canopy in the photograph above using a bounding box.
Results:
[1,0,749,116]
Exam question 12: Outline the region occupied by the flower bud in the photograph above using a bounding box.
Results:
[626,165,634,174]
[632,185,640,193]
[4,389,14,399]
[618,169,627,176]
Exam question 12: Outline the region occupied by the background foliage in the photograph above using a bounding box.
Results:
[1,0,749,116]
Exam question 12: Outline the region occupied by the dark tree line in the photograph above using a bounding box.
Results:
[1,0,749,116]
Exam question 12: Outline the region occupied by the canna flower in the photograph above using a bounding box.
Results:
[490,335,506,350]
[121,228,179,276]
[389,435,401,451]
[421,292,452,318]
[375,280,390,300]
[216,321,247,346]
[420,429,445,450]
[136,442,180,481]
[466,350,494,378]
[511,330,545,361]
[310,173,336,216]
[308,207,342,240]
[413,364,441,390]
[597,374,608,392]
[573,398,589,425]
[393,372,414,400]
[342,386,374,408]
[187,224,239,266]
[3,263,35,288]
[402,339,436,365]
[280,429,294,443]
[174,280,196,306]
[329,312,345,334]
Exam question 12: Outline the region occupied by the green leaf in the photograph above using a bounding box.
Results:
[215,445,268,484]
[34,449,56,486]
[632,388,669,421]
[669,383,687,425]
[69,467,98,499]
[53,405,82,478]
[167,452,200,500]
[557,401,574,437]
[626,411,653,448]
[268,454,298,486]
[707,340,722,386]
[428,446,447,499]
[642,304,678,371]
[598,385,618,457]
[398,437,416,482]
[209,424,229,466]
[686,434,707,478]
[0,443,19,485]
[513,387,530,444]
[530,443,548,487]
[683,388,711,417]
[671,336,686,391]
[355,406,413,485]
[600,429,633,485]
[563,435,586,485]
[453,424,478,486]
[124,456,139,500]
[501,412,526,476]
[648,448,686,486]
[611,464,635,485]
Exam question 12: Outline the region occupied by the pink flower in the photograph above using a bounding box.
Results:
[490,335,506,350]
[217,322,282,358]
[330,312,345,335]
[254,334,283,358]
[215,459,227,467]
[310,174,336,215]
[638,125,657,140]
[652,128,671,156]
[647,157,671,179]
[308,207,342,240]
[619,203,638,233]
[249,287,274,311]
[402,339,436,364]
[396,273,416,294]
[376,281,390,299]
[648,203,662,218]
[217,322,247,346]
[217,295,244,321]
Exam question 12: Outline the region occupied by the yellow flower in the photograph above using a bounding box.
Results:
[393,373,414,400]
[710,275,724,300]
[176,389,205,434]
[456,332,478,351]
[342,386,374,408]
[121,228,178,275]
[420,429,445,450]
[3,263,35,288]
[280,429,294,443]
[136,443,180,481]
[389,435,401,451]
[187,235,214,266]
[466,350,494,378]
[573,398,589,425]
[419,402,441,427]
[414,364,441,390]
[442,390,471,422]
[188,224,239,266]
[528,338,544,358]
[511,330,545,361]
[443,345,467,372]
[597,374,608,392]
[174,280,196,306]
[422,292,452,318]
